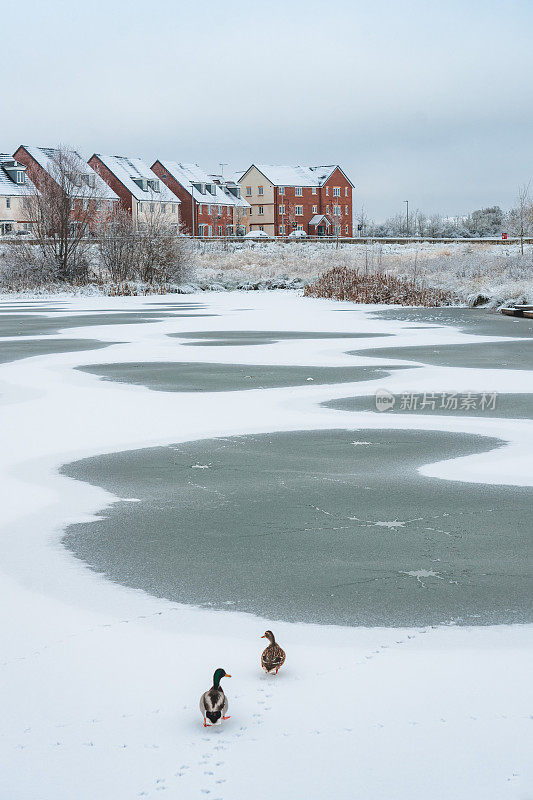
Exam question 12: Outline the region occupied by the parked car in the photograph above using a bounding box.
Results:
[287,230,307,239]
[243,230,272,240]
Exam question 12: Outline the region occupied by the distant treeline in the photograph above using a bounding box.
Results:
[364,203,532,239]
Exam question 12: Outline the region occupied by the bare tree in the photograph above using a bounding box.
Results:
[22,146,110,283]
[284,196,298,236]
[356,205,370,237]
[234,204,247,235]
[509,183,532,255]
[330,192,345,248]
[208,203,223,238]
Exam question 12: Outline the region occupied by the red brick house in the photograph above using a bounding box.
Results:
[14,145,119,231]
[237,164,354,237]
[151,160,250,236]
[89,154,180,229]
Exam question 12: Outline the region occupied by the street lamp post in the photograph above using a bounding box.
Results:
[404,200,409,237]
[189,181,196,238]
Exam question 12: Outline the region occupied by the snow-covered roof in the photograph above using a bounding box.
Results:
[309,214,332,226]
[239,164,354,188]
[209,174,250,209]
[19,145,119,201]
[91,154,180,203]
[156,161,249,208]
[0,154,38,197]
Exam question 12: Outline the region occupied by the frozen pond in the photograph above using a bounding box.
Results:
[62,427,531,626]
[53,300,533,628]
[78,361,403,393]
[1,293,532,800]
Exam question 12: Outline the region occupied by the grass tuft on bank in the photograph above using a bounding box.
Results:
[304,266,456,306]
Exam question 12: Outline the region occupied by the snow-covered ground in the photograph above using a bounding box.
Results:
[190,240,533,307]
[2,239,533,307]
[0,292,532,800]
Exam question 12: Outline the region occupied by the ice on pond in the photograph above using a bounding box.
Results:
[401,569,444,586]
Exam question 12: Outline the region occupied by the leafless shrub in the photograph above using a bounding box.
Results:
[96,209,139,282]
[0,243,57,290]
[137,211,194,284]
[304,266,456,306]
[95,205,194,286]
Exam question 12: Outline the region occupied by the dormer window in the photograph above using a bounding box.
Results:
[82,173,96,188]
[3,160,27,185]
[132,177,149,192]
[147,179,160,192]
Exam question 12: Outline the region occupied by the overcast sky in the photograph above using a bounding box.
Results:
[4,0,532,219]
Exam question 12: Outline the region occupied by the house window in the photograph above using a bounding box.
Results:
[333,187,340,197]
[325,187,329,196]
[312,205,317,213]
[345,205,348,214]
[326,205,330,213]
[312,187,317,195]
[6,197,11,209]
[259,225,264,231]
[161,204,166,213]
[295,205,303,215]
[258,206,264,215]
[345,225,349,234]
[246,186,252,196]
[171,204,176,213]
[296,225,303,231]
[335,224,341,234]
[138,202,142,213]
[150,203,155,212]
[218,225,223,236]
[208,225,212,237]
[226,225,233,235]
[218,205,222,214]
[345,187,349,196]
[258,186,264,196]
[295,187,302,196]
[83,199,89,210]
[279,225,285,234]
[279,204,285,214]
[198,224,205,236]
[279,187,285,195]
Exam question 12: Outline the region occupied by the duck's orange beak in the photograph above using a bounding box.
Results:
[225,673,232,678]
[260,634,266,638]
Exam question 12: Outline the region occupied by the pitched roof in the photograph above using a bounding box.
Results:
[91,154,180,203]
[156,161,249,208]
[239,164,354,188]
[0,154,38,197]
[309,214,332,226]
[19,145,119,201]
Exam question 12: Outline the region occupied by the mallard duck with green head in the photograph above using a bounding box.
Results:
[260,630,286,674]
[199,668,231,726]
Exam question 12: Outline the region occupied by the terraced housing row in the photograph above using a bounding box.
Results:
[0,145,354,238]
